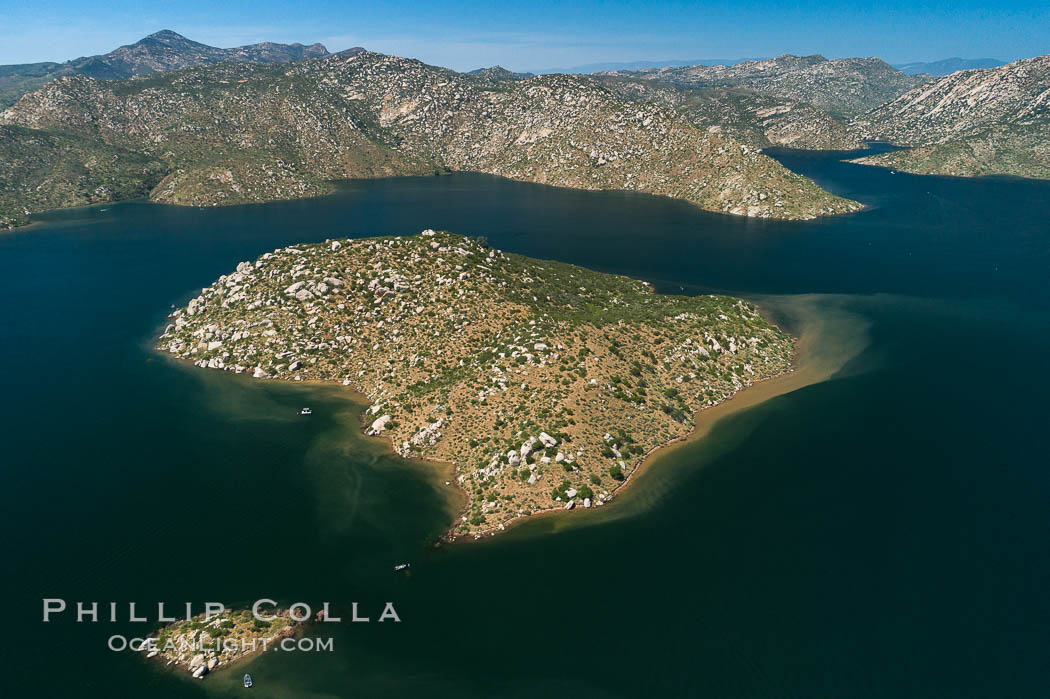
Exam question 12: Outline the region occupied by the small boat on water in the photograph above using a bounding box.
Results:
[300,408,312,415]
[394,563,410,571]
[243,673,253,688]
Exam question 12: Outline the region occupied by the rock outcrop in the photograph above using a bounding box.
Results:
[854,55,1050,145]
[600,78,863,150]
[850,55,1050,179]
[604,54,928,119]
[147,608,298,678]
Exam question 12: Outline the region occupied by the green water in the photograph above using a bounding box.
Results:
[2,148,1049,696]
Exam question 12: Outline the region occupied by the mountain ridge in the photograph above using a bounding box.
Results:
[603,54,929,119]
[851,54,1050,178]
[0,48,860,229]
[597,77,863,150]
[0,30,329,109]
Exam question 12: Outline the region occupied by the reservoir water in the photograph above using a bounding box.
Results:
[2,147,1049,697]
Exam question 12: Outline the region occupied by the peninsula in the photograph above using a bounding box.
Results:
[158,231,795,537]
[1,38,861,231]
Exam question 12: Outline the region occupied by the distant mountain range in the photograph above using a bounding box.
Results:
[892,58,1007,76]
[530,56,1009,78]
[528,58,764,75]
[0,30,329,109]
[465,66,534,81]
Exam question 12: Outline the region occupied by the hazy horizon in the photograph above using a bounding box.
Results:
[1,0,1045,72]
[0,28,1022,75]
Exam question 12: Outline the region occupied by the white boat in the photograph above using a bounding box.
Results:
[394,563,410,571]
[243,673,253,688]
[300,408,312,415]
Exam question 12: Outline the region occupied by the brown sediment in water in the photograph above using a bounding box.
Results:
[153,354,468,524]
[297,379,468,520]
[193,353,807,545]
[0,219,43,235]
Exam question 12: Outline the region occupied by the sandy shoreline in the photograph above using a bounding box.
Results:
[450,293,871,541]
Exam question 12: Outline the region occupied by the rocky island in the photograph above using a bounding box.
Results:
[158,231,795,537]
[146,608,298,679]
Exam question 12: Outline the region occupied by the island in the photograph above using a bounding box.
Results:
[158,231,796,537]
[147,608,298,679]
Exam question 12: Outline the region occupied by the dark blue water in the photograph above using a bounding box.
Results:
[2,149,1049,697]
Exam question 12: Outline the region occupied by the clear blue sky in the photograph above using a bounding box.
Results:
[1,0,1047,71]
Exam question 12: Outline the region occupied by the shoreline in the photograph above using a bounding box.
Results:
[153,348,469,527]
[288,377,470,524]
[155,291,866,545]
[449,293,869,541]
[449,361,799,541]
[161,354,799,545]
[0,196,149,235]
[846,155,1050,182]
[7,164,861,237]
[157,327,794,543]
[0,217,42,234]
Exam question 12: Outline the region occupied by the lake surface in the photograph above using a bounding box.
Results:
[2,148,1049,697]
